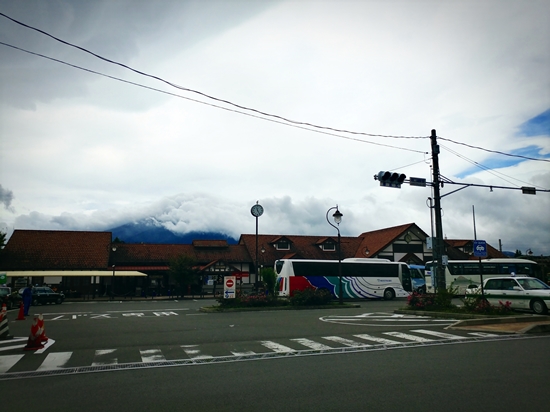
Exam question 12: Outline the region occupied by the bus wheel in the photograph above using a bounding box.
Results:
[531,299,548,315]
[383,288,395,300]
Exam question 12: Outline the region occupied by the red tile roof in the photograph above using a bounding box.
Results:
[239,234,364,263]
[356,223,422,257]
[0,230,112,270]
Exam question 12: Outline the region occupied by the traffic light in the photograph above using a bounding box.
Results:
[375,171,406,188]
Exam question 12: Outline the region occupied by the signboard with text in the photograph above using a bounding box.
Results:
[224,276,236,299]
[473,240,487,258]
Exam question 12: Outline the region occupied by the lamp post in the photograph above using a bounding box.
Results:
[251,202,264,289]
[326,205,343,305]
[110,244,117,301]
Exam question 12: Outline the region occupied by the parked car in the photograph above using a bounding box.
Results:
[18,286,65,306]
[466,276,550,315]
[0,286,22,310]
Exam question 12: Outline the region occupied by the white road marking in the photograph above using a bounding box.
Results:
[180,345,213,359]
[468,332,500,337]
[231,351,257,356]
[35,338,56,354]
[411,329,468,340]
[260,341,296,353]
[354,334,401,345]
[383,332,435,343]
[290,338,333,350]
[37,352,72,371]
[322,336,372,347]
[140,349,166,362]
[0,337,28,352]
[92,349,118,366]
[0,354,24,373]
[319,312,457,327]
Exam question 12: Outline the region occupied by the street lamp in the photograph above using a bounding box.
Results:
[326,205,343,305]
[110,244,117,301]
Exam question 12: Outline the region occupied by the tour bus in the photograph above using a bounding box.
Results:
[425,258,538,294]
[409,264,426,294]
[274,258,414,300]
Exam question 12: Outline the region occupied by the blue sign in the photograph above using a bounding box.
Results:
[473,240,487,257]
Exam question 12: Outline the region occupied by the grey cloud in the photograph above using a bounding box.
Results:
[0,185,15,212]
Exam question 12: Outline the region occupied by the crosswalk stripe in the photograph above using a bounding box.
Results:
[354,334,401,345]
[322,336,372,347]
[230,351,257,356]
[411,329,468,340]
[37,352,72,371]
[0,354,24,373]
[290,338,332,350]
[181,345,213,359]
[383,332,434,343]
[92,349,118,366]
[468,332,499,337]
[260,341,296,353]
[140,349,165,362]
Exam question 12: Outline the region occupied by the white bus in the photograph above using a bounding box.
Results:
[425,258,538,294]
[274,258,414,300]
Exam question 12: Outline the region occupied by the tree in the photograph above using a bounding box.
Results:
[514,249,523,257]
[261,267,277,298]
[0,231,6,249]
[169,255,199,297]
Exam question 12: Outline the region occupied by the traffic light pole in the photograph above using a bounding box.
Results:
[430,129,446,291]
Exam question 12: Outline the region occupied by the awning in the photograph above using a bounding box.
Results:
[4,271,148,277]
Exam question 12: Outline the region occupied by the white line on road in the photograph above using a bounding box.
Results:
[260,341,296,353]
[140,349,166,363]
[231,351,257,356]
[37,352,72,371]
[411,329,468,340]
[92,349,118,366]
[383,332,435,343]
[322,336,372,347]
[35,338,56,354]
[353,334,402,345]
[0,354,24,373]
[181,345,213,359]
[290,338,333,351]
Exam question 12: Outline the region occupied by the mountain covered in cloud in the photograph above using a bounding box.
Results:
[109,220,238,245]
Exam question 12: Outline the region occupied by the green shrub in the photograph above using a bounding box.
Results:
[216,291,287,308]
[406,286,457,311]
[289,288,333,306]
[462,295,513,315]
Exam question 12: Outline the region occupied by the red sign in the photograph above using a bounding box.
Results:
[226,279,234,288]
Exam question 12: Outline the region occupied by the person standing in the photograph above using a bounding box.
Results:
[22,284,32,316]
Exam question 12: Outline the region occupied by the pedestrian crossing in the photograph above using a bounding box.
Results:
[0,329,516,378]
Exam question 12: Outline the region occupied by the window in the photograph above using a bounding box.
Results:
[275,240,290,250]
[321,241,336,251]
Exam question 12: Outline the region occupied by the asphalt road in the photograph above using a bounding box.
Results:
[2,298,549,411]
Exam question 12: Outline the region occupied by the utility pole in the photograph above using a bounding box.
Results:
[430,129,446,291]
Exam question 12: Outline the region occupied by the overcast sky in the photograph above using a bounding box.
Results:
[1,0,549,255]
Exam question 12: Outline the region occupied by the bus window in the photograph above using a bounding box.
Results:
[481,264,498,275]
[448,263,462,276]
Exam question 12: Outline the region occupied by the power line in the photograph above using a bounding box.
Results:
[440,144,548,190]
[0,41,427,154]
[0,12,427,141]
[1,11,548,163]
[438,136,550,163]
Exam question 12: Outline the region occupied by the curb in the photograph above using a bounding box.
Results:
[199,303,361,313]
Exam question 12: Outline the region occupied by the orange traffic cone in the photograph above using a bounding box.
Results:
[23,316,44,351]
[16,301,25,321]
[37,313,48,343]
[0,303,13,340]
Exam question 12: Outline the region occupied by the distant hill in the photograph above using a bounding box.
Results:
[109,221,238,244]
